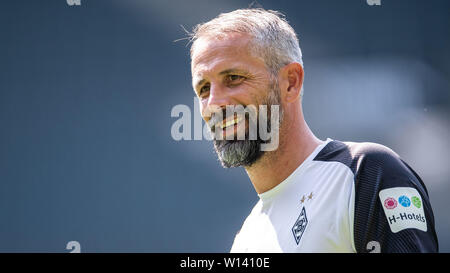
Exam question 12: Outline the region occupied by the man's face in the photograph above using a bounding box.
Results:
[191,33,282,168]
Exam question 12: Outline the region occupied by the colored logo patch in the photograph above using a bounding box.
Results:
[411,196,422,208]
[379,187,427,233]
[384,197,397,209]
[398,195,411,207]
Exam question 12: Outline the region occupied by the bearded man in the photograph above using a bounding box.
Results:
[189,8,438,253]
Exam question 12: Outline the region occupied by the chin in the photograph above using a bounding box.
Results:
[214,139,265,168]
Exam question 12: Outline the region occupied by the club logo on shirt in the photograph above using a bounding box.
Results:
[379,187,427,233]
[292,207,308,245]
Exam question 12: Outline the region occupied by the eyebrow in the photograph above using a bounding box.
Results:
[218,68,249,76]
[194,68,250,90]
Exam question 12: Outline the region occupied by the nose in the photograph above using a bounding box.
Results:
[202,83,231,120]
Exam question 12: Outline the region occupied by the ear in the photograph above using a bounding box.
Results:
[278,62,304,103]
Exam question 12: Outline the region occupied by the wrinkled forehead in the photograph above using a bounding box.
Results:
[191,33,257,73]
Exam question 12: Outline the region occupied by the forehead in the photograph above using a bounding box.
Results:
[191,34,265,78]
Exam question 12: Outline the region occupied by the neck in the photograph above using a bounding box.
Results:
[244,110,323,195]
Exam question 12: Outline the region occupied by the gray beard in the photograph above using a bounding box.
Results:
[212,82,282,168]
[213,139,263,168]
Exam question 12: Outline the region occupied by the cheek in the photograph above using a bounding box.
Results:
[243,85,270,107]
[230,84,261,105]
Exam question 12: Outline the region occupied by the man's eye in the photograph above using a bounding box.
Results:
[227,75,245,82]
[199,84,210,95]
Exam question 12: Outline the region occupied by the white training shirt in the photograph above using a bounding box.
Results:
[230,138,438,253]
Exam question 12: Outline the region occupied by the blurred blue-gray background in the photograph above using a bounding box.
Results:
[0,0,449,252]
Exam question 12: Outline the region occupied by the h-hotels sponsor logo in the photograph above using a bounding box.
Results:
[379,187,427,233]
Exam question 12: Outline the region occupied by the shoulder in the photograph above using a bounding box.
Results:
[314,140,401,169]
[316,140,438,252]
[314,140,423,190]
